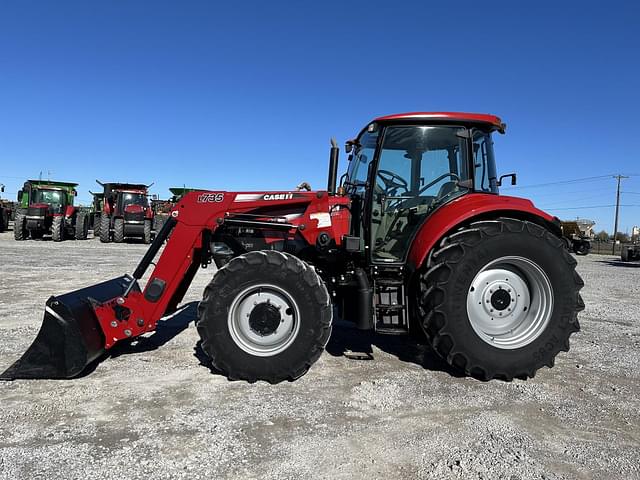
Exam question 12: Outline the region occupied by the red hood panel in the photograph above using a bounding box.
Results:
[124,204,144,213]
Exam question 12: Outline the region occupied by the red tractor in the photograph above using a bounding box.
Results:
[95,181,154,244]
[1,112,584,384]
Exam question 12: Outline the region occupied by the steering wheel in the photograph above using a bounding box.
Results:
[418,173,460,196]
[377,170,409,195]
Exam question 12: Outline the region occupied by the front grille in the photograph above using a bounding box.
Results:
[28,206,47,217]
[124,211,144,222]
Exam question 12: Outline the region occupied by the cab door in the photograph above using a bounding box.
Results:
[370,125,470,263]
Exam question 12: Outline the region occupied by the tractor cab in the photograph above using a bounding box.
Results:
[29,186,68,214]
[342,113,506,264]
[116,190,148,214]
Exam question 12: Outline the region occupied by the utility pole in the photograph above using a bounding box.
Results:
[612,174,629,254]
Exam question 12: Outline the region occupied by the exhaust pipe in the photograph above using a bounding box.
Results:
[327,138,339,195]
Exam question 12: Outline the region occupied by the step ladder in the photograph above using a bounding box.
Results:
[373,267,409,334]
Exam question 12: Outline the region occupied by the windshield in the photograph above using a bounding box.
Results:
[345,131,378,195]
[120,192,147,207]
[32,188,64,207]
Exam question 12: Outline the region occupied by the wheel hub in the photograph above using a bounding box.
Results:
[248,302,282,336]
[227,284,300,357]
[466,257,553,349]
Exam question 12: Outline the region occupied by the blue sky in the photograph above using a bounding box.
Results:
[1,1,639,234]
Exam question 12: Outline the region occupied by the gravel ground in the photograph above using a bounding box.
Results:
[0,231,638,480]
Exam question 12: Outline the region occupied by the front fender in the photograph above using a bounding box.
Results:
[65,205,76,217]
[407,193,559,270]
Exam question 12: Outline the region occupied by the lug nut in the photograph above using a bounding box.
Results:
[124,329,132,337]
[110,321,118,328]
[116,297,125,305]
[137,318,144,327]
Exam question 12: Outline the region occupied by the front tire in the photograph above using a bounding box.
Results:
[197,250,332,383]
[99,214,111,243]
[75,212,89,240]
[113,218,124,243]
[51,216,64,242]
[418,218,584,381]
[14,212,27,240]
[143,219,152,244]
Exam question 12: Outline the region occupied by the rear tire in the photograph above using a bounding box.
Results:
[576,241,589,255]
[93,213,101,238]
[99,214,111,243]
[143,219,152,244]
[51,217,64,242]
[113,218,124,243]
[75,212,89,240]
[14,212,26,240]
[418,217,584,381]
[621,248,630,262]
[197,250,332,383]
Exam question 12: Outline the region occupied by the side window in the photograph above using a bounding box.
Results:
[375,148,412,196]
[473,130,498,193]
[346,131,378,192]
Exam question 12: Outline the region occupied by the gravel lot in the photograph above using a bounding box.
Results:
[0,230,639,480]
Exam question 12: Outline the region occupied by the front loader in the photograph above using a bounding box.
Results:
[1,112,584,383]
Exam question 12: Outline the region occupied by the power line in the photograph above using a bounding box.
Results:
[546,204,640,211]
[537,191,619,208]
[502,174,620,191]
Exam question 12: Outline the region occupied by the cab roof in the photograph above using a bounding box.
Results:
[374,112,505,133]
[27,180,78,188]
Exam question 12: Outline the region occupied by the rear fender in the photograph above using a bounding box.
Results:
[407,193,560,271]
[65,205,75,217]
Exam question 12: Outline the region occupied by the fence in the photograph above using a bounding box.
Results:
[590,240,625,256]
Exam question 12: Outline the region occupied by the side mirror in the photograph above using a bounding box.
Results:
[73,190,78,196]
[0,184,4,193]
[497,173,517,187]
[17,190,23,202]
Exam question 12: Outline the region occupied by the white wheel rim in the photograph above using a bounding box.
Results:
[466,256,554,349]
[228,283,300,357]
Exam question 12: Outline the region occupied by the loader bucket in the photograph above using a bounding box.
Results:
[0,276,136,380]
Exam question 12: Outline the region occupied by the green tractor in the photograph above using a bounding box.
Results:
[14,180,88,241]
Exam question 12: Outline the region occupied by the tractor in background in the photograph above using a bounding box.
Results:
[88,191,105,237]
[96,181,154,243]
[13,180,88,241]
[560,219,594,255]
[152,187,203,234]
[0,184,15,233]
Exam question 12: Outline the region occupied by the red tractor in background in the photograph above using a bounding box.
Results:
[1,112,584,384]
[95,181,154,244]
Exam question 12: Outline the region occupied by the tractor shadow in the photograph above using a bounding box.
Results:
[597,259,640,268]
[108,302,198,358]
[325,321,464,378]
[193,319,464,379]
